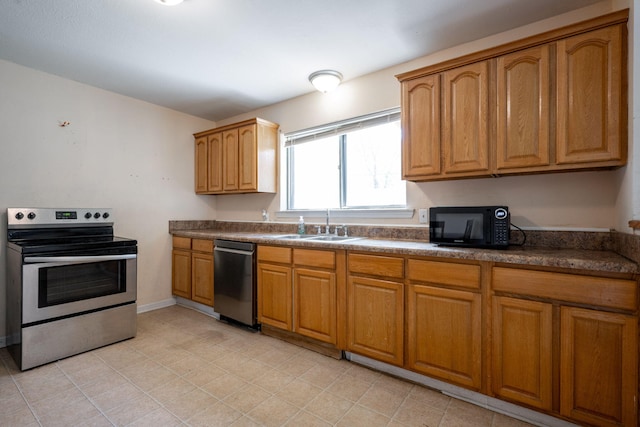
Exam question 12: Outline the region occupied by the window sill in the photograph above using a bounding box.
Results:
[275,208,415,220]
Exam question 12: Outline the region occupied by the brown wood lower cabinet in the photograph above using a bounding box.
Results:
[347,275,404,366]
[492,296,553,410]
[406,258,483,390]
[171,236,214,306]
[492,266,638,427]
[294,267,337,344]
[249,244,639,427]
[347,253,405,366]
[560,306,638,427]
[257,246,345,346]
[407,285,482,390]
[257,260,292,330]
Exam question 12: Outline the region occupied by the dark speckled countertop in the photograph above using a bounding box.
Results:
[170,227,639,275]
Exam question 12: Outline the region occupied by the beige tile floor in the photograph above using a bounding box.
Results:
[0,305,534,426]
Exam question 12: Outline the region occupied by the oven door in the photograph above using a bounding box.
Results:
[22,254,137,325]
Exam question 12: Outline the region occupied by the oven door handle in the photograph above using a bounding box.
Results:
[24,254,137,264]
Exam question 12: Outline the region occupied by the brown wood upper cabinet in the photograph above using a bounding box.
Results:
[496,45,550,171]
[556,25,624,166]
[397,10,628,181]
[442,61,490,176]
[194,118,279,194]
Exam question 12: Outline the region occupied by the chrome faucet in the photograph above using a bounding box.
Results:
[325,209,331,234]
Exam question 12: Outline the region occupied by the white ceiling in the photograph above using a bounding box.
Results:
[0,0,603,121]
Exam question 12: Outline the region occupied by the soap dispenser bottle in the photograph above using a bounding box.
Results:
[297,216,305,234]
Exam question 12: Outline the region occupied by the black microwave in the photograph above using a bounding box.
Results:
[429,206,510,249]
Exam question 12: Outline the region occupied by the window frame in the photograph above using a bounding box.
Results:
[283,107,406,212]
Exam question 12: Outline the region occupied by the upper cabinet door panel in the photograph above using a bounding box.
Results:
[238,124,258,191]
[496,46,550,170]
[401,74,441,178]
[207,132,223,193]
[222,129,239,191]
[443,61,490,174]
[194,136,208,194]
[556,25,624,165]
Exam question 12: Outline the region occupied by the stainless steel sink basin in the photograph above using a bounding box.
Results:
[270,234,317,240]
[307,235,363,242]
[268,234,363,243]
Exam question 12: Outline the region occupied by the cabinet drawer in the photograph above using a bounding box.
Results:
[493,267,638,311]
[258,245,292,264]
[192,239,213,252]
[408,259,480,289]
[294,249,335,269]
[349,253,404,279]
[172,236,191,250]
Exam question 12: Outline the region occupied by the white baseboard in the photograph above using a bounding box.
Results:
[137,298,177,313]
[0,335,6,349]
[346,352,578,427]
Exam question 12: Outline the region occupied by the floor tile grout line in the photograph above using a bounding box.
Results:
[2,355,45,427]
[77,347,196,425]
[55,361,117,426]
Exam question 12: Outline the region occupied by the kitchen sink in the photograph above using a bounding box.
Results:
[307,235,363,242]
[268,234,363,243]
[270,234,318,240]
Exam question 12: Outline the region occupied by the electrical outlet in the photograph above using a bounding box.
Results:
[419,208,428,224]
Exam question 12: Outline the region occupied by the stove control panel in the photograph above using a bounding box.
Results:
[7,208,114,228]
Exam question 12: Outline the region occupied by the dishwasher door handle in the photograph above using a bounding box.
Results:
[214,247,254,256]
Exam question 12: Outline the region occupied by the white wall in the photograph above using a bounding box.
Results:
[215,1,633,232]
[0,59,217,340]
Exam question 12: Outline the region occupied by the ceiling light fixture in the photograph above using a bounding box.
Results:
[154,0,183,6]
[309,70,343,93]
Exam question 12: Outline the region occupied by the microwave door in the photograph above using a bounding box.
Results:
[463,219,474,241]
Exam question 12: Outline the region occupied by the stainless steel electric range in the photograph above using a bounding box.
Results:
[5,207,138,370]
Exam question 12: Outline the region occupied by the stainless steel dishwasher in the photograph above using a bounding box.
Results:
[213,239,258,328]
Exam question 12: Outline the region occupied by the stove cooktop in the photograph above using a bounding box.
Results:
[8,236,138,255]
[6,208,137,256]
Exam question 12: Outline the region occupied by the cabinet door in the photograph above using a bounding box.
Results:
[407,285,482,389]
[496,45,550,170]
[294,268,336,344]
[222,129,239,191]
[172,249,191,299]
[401,74,441,178]
[492,296,552,410]
[191,252,214,306]
[442,61,490,175]
[207,132,223,193]
[560,306,638,427]
[257,262,292,330]
[556,25,624,165]
[347,276,403,366]
[194,136,208,193]
[238,124,258,191]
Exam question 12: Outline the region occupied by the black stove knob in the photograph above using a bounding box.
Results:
[15,212,24,220]
[102,212,110,219]
[94,212,101,219]
[85,212,92,219]
[27,212,36,220]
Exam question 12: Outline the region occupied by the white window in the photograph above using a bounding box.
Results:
[285,108,405,210]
